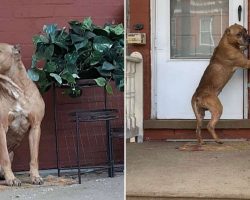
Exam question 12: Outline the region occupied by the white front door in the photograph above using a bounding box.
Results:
[154,0,248,119]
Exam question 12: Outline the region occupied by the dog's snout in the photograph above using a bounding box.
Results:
[243,33,250,45]
[247,35,250,43]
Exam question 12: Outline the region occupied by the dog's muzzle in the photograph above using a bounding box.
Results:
[247,35,250,44]
[241,35,250,50]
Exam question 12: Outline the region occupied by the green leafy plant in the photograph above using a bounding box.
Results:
[28,17,124,97]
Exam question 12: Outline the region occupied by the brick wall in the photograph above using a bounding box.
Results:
[54,84,124,168]
[0,0,123,66]
[0,0,124,171]
[128,0,151,120]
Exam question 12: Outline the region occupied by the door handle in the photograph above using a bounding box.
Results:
[238,5,242,22]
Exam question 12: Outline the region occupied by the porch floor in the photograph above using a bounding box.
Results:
[127,141,250,199]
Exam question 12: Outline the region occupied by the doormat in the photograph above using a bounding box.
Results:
[178,141,250,152]
[0,175,76,191]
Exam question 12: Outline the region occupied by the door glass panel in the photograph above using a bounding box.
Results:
[170,0,229,59]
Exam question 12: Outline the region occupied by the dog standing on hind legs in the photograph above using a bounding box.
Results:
[0,43,45,186]
[191,24,250,145]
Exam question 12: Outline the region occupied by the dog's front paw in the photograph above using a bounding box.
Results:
[6,178,21,186]
[31,176,44,185]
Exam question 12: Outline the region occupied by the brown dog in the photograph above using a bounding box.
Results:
[191,24,250,145]
[0,43,45,186]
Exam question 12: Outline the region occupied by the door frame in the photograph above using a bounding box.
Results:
[150,0,248,119]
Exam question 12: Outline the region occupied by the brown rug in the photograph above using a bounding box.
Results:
[0,175,76,190]
[178,141,250,152]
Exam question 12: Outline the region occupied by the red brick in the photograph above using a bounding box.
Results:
[222,130,250,139]
[14,6,54,18]
[144,130,175,141]
[54,5,92,17]
[128,0,151,119]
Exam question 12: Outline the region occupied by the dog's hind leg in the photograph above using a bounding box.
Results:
[192,97,205,145]
[205,96,223,144]
[195,108,205,145]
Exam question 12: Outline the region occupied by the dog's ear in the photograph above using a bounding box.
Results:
[12,44,21,61]
[225,28,230,35]
[13,44,21,53]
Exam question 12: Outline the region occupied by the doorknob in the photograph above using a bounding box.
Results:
[238,5,242,22]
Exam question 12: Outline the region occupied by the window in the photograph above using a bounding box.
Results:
[170,0,228,59]
[200,17,214,46]
[171,18,176,48]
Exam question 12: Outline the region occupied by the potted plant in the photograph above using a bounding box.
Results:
[28,17,124,97]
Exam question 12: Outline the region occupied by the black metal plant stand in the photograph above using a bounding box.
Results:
[53,80,119,184]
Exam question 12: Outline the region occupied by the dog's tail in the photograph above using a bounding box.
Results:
[0,74,23,100]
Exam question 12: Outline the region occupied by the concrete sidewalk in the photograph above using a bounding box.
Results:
[0,172,124,200]
[127,141,250,199]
